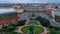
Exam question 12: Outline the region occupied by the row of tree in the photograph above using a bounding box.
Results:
[48,25,60,34]
[30,16,60,34]
[34,16,50,27]
[0,20,26,34]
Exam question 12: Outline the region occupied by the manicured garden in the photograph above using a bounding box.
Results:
[28,20,38,25]
[22,26,44,34]
[21,20,44,34]
[34,16,60,34]
[0,20,26,34]
[0,16,60,34]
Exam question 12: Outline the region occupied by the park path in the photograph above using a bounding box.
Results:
[15,20,49,34]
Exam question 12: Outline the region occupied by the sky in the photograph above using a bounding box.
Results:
[0,0,60,4]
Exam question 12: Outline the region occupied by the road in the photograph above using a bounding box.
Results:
[48,16,60,27]
[18,12,60,27]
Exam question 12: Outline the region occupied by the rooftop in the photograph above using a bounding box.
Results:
[25,6,45,9]
[54,8,60,12]
[55,14,60,16]
[49,8,60,12]
[0,8,16,14]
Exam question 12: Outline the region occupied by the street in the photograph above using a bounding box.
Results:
[18,12,60,27]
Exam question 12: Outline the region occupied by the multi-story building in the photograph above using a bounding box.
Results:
[50,8,60,23]
[55,14,60,23]
[13,5,24,13]
[24,6,51,15]
[51,8,60,18]
[0,8,18,25]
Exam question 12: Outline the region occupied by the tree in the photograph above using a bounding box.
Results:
[48,29,60,34]
[48,25,60,34]
[40,18,50,27]
[49,26,60,31]
[8,23,18,27]
[35,16,50,27]
[30,18,34,20]
[17,20,26,26]
[0,29,3,34]
[2,25,17,32]
[8,32,19,34]
[34,16,42,21]
[55,6,58,9]
[36,16,42,19]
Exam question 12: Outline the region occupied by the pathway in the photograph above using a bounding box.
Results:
[15,20,49,34]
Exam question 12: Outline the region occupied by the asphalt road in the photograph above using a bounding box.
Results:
[18,12,60,27]
[48,16,60,27]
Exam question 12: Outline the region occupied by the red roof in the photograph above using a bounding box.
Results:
[0,18,19,25]
[13,17,19,21]
[0,20,9,25]
[13,6,24,10]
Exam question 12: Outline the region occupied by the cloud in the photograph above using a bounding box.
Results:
[0,0,60,4]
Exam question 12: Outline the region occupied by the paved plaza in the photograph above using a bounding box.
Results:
[18,11,60,27]
[18,12,48,20]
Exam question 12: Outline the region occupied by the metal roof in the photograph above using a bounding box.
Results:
[0,8,16,14]
[55,14,60,16]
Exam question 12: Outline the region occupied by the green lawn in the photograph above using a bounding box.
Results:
[28,20,39,25]
[22,26,44,34]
